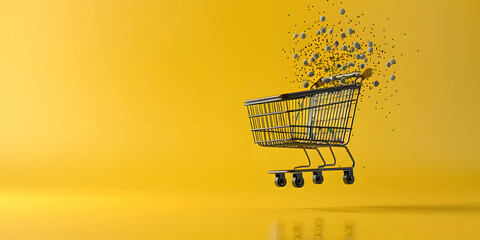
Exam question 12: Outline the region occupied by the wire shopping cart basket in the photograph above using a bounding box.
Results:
[244,69,372,188]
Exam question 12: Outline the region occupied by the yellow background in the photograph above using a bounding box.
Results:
[0,0,479,239]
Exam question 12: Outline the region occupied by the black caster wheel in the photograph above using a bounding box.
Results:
[274,173,287,187]
[343,170,355,185]
[292,172,304,188]
[313,171,324,184]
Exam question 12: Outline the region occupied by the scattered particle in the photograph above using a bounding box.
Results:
[285,7,400,104]
[353,41,361,49]
[300,32,306,39]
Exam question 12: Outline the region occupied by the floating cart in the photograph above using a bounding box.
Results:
[244,69,372,188]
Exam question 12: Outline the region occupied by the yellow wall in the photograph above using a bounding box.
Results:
[0,0,479,211]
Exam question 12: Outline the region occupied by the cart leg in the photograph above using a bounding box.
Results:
[341,146,356,168]
[294,148,312,170]
[315,144,337,168]
[314,148,327,168]
[315,147,335,168]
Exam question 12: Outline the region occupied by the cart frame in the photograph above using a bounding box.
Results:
[244,70,371,187]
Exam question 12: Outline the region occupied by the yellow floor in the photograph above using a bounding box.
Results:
[1,192,479,240]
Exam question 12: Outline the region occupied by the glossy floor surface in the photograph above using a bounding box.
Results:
[1,193,479,240]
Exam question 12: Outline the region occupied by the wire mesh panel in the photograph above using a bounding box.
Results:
[245,84,361,149]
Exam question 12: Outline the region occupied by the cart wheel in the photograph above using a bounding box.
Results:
[292,172,304,188]
[343,170,355,185]
[313,171,324,184]
[274,173,287,187]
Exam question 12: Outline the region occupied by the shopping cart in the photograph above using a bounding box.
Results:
[244,69,372,188]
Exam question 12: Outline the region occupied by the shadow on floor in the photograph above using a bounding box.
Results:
[301,204,480,213]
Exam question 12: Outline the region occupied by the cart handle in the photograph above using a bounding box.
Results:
[311,68,373,89]
[311,72,360,90]
[356,68,373,83]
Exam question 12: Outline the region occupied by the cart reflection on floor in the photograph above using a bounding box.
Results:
[271,218,354,240]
